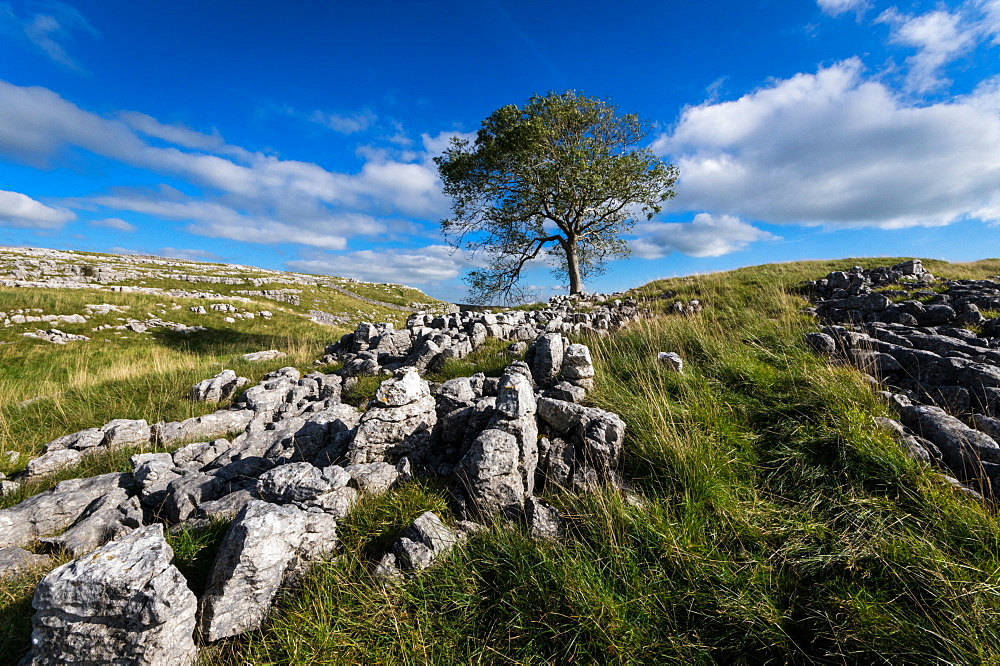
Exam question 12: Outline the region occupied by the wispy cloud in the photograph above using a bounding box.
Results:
[816,0,869,18]
[287,244,479,286]
[158,247,220,262]
[308,108,377,134]
[89,217,135,232]
[0,188,75,228]
[0,79,449,249]
[0,1,98,72]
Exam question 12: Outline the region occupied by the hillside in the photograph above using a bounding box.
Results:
[3,252,1000,663]
[0,246,445,471]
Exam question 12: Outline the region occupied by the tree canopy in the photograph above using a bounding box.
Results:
[435,90,678,304]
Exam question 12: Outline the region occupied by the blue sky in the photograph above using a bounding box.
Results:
[1,0,998,301]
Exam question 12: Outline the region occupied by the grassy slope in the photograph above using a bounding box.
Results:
[5,255,1000,663]
[202,257,1000,664]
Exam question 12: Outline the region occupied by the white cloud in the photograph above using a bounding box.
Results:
[654,59,1000,229]
[0,189,75,228]
[86,192,356,250]
[871,0,1000,93]
[631,214,777,259]
[119,111,231,153]
[309,109,377,134]
[287,244,476,286]
[420,130,478,161]
[0,1,98,72]
[0,79,449,247]
[89,217,135,232]
[158,247,219,262]
[878,7,976,92]
[817,0,869,17]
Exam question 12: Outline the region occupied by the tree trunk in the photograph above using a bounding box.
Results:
[564,238,583,295]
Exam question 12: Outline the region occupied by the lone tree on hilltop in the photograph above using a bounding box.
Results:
[435,90,678,303]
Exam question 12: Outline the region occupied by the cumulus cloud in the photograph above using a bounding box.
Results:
[631,214,777,259]
[0,79,448,248]
[817,0,869,17]
[89,217,135,232]
[287,244,475,286]
[0,189,75,228]
[654,59,1000,229]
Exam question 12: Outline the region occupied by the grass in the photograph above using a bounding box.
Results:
[190,255,1000,664]
[7,254,1000,663]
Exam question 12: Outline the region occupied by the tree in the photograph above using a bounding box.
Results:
[435,90,678,304]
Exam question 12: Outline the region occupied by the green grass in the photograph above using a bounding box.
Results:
[189,255,1000,664]
[7,254,1000,663]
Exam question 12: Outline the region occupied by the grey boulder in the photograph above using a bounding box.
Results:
[197,500,338,642]
[0,473,133,548]
[26,524,198,666]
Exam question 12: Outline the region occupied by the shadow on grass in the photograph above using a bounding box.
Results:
[150,327,326,357]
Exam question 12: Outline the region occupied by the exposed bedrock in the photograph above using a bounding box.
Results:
[806,260,1000,497]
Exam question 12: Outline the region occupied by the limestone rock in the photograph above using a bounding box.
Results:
[560,343,595,388]
[241,350,286,362]
[255,462,347,503]
[348,371,437,465]
[102,418,151,449]
[26,524,198,666]
[393,511,458,571]
[454,429,525,520]
[197,500,338,642]
[154,409,254,447]
[158,472,225,523]
[190,369,249,402]
[345,462,400,495]
[525,497,561,541]
[657,352,683,372]
[39,488,143,557]
[527,333,564,386]
[24,449,83,479]
[0,547,52,580]
[537,397,626,485]
[0,473,133,549]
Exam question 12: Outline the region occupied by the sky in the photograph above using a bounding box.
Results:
[1,0,998,302]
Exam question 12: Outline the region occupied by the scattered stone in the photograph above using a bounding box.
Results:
[241,350,287,362]
[392,511,458,571]
[657,352,683,372]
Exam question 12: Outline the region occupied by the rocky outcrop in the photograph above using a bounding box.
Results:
[2,319,628,661]
[807,260,1000,497]
[317,294,652,380]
